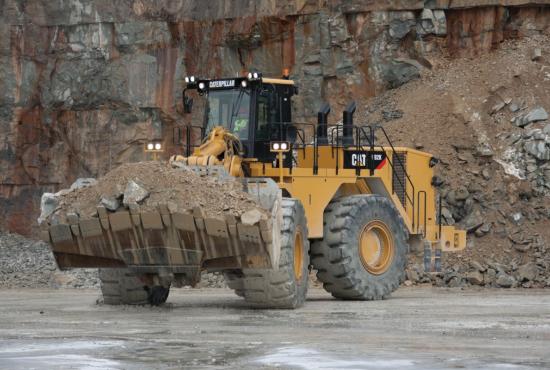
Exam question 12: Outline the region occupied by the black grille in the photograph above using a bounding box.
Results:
[392,153,407,208]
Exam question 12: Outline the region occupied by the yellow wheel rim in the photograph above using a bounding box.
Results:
[359,221,394,275]
[293,228,304,281]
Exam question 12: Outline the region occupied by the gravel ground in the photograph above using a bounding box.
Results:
[0,232,99,289]
[0,232,227,289]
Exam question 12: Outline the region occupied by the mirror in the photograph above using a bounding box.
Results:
[286,125,297,143]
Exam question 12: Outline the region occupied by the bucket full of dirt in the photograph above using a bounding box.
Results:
[40,161,281,283]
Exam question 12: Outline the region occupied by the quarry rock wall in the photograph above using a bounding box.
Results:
[1,0,550,235]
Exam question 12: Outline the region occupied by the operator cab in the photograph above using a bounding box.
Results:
[183,73,297,163]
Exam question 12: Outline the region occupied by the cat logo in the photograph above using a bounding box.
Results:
[209,80,236,89]
[343,151,387,170]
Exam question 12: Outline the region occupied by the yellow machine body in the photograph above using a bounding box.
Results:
[248,145,465,251]
[174,124,465,252]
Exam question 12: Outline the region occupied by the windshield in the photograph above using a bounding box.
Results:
[205,89,251,140]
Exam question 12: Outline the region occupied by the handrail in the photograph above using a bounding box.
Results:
[372,125,416,231]
[178,120,421,234]
[417,191,427,237]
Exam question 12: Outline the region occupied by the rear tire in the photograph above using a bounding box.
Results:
[311,195,408,300]
[99,268,170,306]
[224,198,310,308]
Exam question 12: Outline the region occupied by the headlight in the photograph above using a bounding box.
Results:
[198,82,206,90]
[147,143,154,150]
[155,143,162,150]
[270,141,290,152]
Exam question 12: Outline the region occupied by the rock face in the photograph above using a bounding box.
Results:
[2,1,550,235]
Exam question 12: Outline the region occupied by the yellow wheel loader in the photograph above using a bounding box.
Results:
[43,72,466,308]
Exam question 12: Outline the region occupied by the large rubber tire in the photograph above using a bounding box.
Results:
[224,198,310,308]
[311,194,408,300]
[223,270,245,297]
[99,268,170,306]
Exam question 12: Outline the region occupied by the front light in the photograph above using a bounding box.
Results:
[147,143,154,150]
[155,143,162,150]
[198,82,206,90]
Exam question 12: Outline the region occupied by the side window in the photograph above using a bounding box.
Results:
[256,86,280,140]
[256,94,269,140]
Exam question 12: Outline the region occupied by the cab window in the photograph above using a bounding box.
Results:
[256,86,280,141]
[206,89,251,140]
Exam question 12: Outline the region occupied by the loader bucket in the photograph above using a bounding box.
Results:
[42,170,282,285]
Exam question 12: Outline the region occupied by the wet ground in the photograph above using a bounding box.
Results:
[0,287,549,369]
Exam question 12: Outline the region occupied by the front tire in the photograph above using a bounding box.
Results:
[311,194,408,300]
[99,268,170,306]
[224,198,310,308]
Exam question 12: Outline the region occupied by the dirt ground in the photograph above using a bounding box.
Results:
[0,287,549,369]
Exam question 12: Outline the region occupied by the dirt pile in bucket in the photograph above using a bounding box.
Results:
[40,161,268,226]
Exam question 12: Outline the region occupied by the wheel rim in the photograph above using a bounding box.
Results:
[293,228,304,281]
[359,220,394,275]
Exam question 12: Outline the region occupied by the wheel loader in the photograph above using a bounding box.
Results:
[42,72,466,308]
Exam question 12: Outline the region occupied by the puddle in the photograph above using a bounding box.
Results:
[0,340,125,370]
[256,347,414,369]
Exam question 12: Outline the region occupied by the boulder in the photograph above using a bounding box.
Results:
[441,207,454,225]
[476,142,494,157]
[463,210,483,232]
[37,193,59,225]
[417,9,446,36]
[517,263,538,282]
[509,103,520,113]
[496,273,515,288]
[240,208,265,225]
[513,107,548,127]
[524,140,550,160]
[70,178,97,191]
[100,196,120,212]
[466,270,484,285]
[432,10,447,36]
[406,268,420,283]
[474,223,491,237]
[470,260,485,272]
[484,268,497,285]
[389,18,415,40]
[455,186,470,201]
[122,180,150,206]
[383,59,421,89]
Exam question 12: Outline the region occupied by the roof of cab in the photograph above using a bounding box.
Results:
[261,78,294,85]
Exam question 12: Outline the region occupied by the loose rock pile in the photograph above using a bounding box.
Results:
[0,232,99,289]
[39,161,267,227]
[367,35,550,289]
[499,107,550,194]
